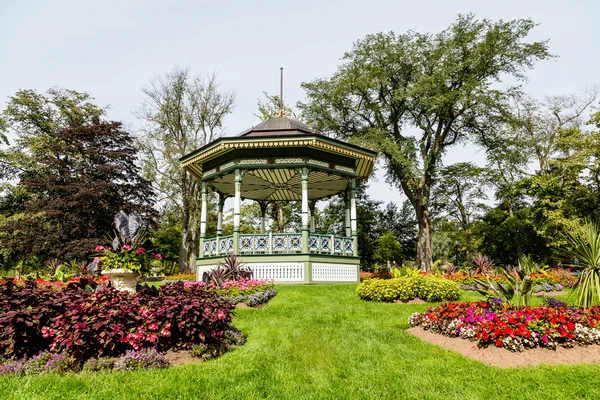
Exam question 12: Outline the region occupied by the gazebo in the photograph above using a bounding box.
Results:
[180,116,376,283]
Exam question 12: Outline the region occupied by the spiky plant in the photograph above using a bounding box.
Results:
[203,252,254,287]
[559,220,600,308]
[471,254,495,276]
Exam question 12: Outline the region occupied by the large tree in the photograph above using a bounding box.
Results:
[0,88,154,261]
[138,67,235,272]
[300,14,551,270]
[431,162,488,262]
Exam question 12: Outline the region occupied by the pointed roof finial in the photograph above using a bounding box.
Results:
[279,67,284,117]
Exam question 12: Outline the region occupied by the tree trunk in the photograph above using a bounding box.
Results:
[415,200,433,272]
[179,190,191,272]
[188,226,198,274]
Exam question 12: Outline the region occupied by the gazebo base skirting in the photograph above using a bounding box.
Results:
[196,254,360,284]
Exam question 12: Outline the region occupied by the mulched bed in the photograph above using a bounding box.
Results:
[407,327,600,368]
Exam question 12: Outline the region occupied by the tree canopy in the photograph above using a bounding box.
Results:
[300,14,552,270]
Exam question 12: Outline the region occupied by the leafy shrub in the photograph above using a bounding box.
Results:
[0,280,71,359]
[356,278,416,302]
[412,275,461,302]
[113,348,170,371]
[357,275,461,303]
[47,281,234,362]
[0,280,237,365]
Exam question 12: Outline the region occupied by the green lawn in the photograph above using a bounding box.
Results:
[0,285,597,400]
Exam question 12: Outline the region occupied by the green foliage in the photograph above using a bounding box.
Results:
[475,255,545,306]
[374,232,402,265]
[356,274,460,303]
[0,89,155,263]
[560,220,600,307]
[1,285,600,399]
[391,266,420,278]
[300,14,551,271]
[138,67,235,271]
[356,278,416,302]
[412,275,462,303]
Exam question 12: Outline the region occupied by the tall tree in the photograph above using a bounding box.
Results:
[138,67,235,272]
[512,88,599,175]
[0,89,154,261]
[300,14,551,270]
[431,162,488,262]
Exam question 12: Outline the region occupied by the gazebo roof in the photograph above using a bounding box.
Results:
[240,116,315,137]
[180,116,377,201]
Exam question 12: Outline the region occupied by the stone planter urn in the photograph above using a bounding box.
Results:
[102,268,139,293]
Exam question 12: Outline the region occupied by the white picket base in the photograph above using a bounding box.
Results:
[250,262,304,281]
[312,263,358,282]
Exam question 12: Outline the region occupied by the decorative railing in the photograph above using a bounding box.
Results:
[308,234,353,255]
[202,233,354,256]
[203,235,233,257]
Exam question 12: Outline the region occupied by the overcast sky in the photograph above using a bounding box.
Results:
[1,0,598,207]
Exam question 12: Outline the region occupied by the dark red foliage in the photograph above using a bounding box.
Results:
[0,280,71,359]
[1,120,156,261]
[0,280,235,363]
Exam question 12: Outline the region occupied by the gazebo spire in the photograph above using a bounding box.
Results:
[279,67,284,117]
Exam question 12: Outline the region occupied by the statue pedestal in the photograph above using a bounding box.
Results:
[102,268,138,293]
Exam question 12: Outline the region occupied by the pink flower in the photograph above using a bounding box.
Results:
[160,329,171,337]
[147,333,158,343]
[141,309,150,318]
[147,323,158,331]
[217,310,225,320]
[153,253,163,260]
[136,247,145,255]
[122,244,132,251]
[41,326,55,338]
[95,245,105,252]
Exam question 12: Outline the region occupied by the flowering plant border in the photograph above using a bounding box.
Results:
[409,300,600,351]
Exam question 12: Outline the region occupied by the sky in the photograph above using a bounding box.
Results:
[1,0,598,207]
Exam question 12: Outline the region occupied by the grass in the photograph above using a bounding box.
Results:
[1,285,598,399]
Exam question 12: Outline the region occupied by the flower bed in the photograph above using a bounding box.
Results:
[183,279,276,308]
[0,276,108,290]
[445,268,578,291]
[0,280,237,367]
[409,299,600,351]
[356,275,461,303]
[163,273,196,281]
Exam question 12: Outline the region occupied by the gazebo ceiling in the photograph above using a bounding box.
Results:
[210,168,349,201]
[180,116,377,201]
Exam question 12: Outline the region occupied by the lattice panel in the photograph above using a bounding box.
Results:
[249,262,304,281]
[312,263,358,282]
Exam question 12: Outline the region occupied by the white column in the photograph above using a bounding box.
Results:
[233,169,242,254]
[345,192,351,237]
[199,181,208,258]
[350,177,358,257]
[301,167,309,253]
